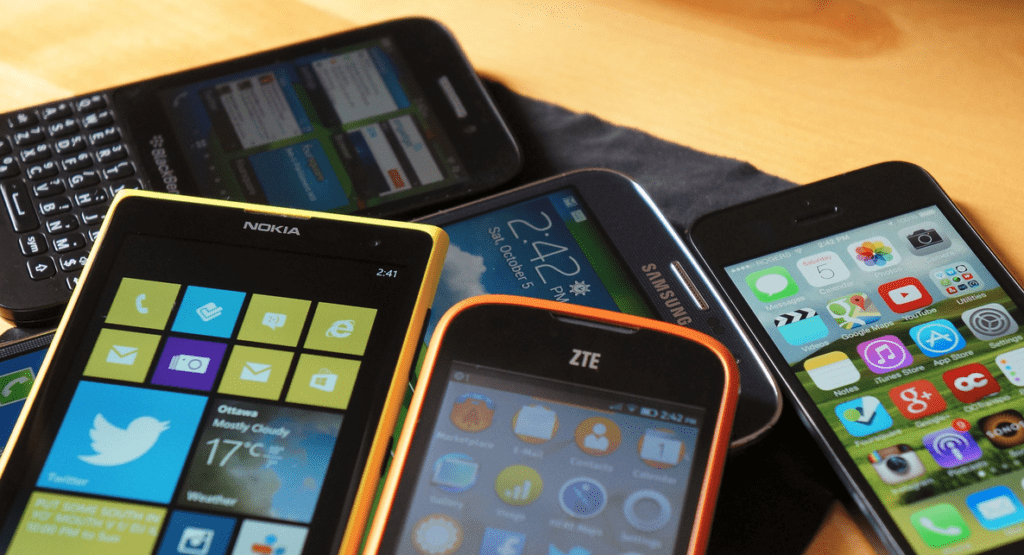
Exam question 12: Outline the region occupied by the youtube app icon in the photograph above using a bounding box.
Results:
[878,277,933,313]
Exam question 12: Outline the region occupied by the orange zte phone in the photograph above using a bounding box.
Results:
[365,295,739,555]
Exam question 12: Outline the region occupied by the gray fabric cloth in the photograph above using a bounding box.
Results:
[485,80,850,554]
[486,81,794,230]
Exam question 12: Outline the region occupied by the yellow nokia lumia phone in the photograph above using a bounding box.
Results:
[366,295,738,555]
[0,190,447,555]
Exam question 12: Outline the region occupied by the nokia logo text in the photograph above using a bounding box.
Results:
[243,222,300,235]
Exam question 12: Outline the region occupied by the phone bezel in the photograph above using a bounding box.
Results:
[0,191,444,554]
[417,168,781,447]
[113,17,521,218]
[372,295,737,555]
[688,161,1024,555]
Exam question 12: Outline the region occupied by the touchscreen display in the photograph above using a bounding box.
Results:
[1,233,413,554]
[427,189,654,340]
[724,206,1024,553]
[159,37,465,213]
[391,361,705,555]
[0,346,46,451]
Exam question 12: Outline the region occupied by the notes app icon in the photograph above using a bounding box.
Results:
[804,352,860,391]
[857,335,913,374]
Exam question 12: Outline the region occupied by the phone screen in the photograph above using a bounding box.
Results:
[0,230,420,554]
[723,206,1024,553]
[390,361,706,555]
[427,188,654,340]
[158,36,465,213]
[0,342,48,451]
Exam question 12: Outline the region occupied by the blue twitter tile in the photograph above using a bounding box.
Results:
[38,381,207,504]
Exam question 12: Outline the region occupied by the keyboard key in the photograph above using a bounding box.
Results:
[45,214,78,234]
[61,152,93,172]
[75,95,106,113]
[108,179,144,197]
[33,178,66,198]
[19,233,46,256]
[6,111,39,130]
[81,206,107,226]
[96,144,127,164]
[19,144,51,164]
[0,181,39,232]
[59,253,89,272]
[26,257,56,280]
[81,110,113,130]
[38,197,72,217]
[40,102,73,121]
[67,170,100,190]
[66,275,79,290]
[53,233,85,253]
[102,160,134,181]
[47,118,79,137]
[0,137,11,156]
[74,189,108,207]
[0,156,19,178]
[88,127,120,146]
[26,160,59,181]
[54,135,87,155]
[12,126,44,147]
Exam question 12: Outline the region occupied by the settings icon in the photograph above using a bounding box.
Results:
[963,303,1018,340]
[569,280,591,297]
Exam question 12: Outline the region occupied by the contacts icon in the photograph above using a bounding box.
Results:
[574,417,621,456]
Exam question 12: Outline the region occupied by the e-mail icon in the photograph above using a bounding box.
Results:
[240,362,271,382]
[106,345,139,366]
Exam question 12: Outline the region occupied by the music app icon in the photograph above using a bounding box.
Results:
[857,335,914,374]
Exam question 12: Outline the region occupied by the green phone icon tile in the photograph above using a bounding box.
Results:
[910,504,970,547]
[106,277,181,330]
[83,328,162,383]
[217,346,293,401]
[303,303,377,356]
[746,266,799,302]
[237,294,312,347]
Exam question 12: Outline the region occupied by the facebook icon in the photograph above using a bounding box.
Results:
[480,528,526,555]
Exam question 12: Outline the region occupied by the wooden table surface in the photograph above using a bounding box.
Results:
[3,1,1022,553]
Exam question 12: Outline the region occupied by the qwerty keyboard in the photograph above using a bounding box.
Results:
[0,93,146,293]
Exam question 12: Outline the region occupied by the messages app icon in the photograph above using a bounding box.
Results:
[746,266,799,302]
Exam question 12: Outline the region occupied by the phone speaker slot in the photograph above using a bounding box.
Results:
[554,315,637,334]
[793,206,839,225]
[670,261,709,311]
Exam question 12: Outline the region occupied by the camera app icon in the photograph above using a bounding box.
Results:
[169,354,210,374]
[868,444,926,484]
[900,222,951,256]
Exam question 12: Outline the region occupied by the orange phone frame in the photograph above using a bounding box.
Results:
[363,294,739,555]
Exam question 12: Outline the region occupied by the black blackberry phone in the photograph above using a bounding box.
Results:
[0,17,519,326]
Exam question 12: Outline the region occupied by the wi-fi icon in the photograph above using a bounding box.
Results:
[626,404,637,413]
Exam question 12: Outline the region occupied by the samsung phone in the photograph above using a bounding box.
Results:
[689,161,1024,554]
[0,17,518,325]
[0,190,447,555]
[416,168,779,447]
[364,295,738,555]
[0,331,52,452]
